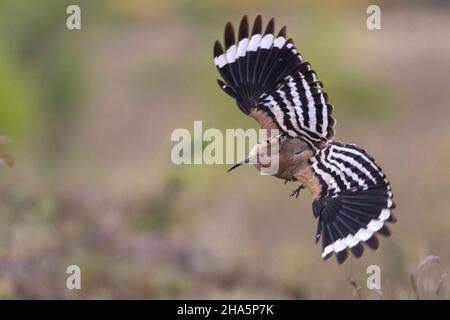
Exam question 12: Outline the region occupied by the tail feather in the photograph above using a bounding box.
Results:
[310,141,396,264]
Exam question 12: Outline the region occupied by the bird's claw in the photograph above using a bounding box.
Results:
[289,185,305,199]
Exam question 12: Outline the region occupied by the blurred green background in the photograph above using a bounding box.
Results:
[0,0,449,299]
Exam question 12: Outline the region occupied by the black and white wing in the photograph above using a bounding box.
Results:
[214,15,335,148]
[310,141,396,264]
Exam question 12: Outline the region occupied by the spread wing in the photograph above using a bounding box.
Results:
[214,15,335,148]
[309,141,396,264]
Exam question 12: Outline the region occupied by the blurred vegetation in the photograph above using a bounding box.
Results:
[0,0,449,299]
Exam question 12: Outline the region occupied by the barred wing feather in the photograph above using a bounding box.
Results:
[214,15,335,148]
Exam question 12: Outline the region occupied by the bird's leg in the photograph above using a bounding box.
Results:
[289,184,305,199]
[284,179,303,198]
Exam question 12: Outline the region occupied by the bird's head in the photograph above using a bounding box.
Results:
[227,134,284,174]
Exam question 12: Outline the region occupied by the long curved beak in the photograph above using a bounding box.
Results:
[227,157,250,172]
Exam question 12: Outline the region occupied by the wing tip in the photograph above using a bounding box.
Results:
[238,15,249,40]
[264,17,275,35]
[224,22,235,49]
[278,26,287,38]
[214,40,224,58]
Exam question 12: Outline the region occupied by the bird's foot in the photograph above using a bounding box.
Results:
[289,185,305,199]
[284,179,289,185]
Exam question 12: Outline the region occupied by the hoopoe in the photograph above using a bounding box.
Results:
[214,15,396,264]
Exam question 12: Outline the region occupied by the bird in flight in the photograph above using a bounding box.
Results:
[213,15,396,264]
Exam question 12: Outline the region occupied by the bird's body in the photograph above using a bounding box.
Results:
[214,15,396,264]
[249,109,317,188]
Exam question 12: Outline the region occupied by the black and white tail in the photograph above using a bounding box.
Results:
[310,141,396,264]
